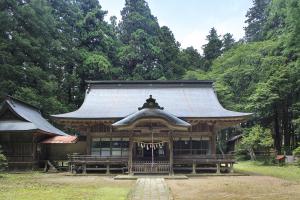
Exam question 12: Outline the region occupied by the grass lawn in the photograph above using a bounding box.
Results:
[0,173,134,200]
[235,161,300,182]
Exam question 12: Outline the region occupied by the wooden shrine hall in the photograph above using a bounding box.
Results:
[50,80,252,174]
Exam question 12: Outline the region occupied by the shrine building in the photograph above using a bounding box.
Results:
[50,80,251,174]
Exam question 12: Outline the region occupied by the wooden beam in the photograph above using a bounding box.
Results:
[169,132,174,175]
[128,133,133,175]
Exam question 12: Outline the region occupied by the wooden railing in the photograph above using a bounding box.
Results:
[68,154,128,164]
[6,155,34,163]
[174,154,235,164]
[68,154,234,166]
[132,161,170,174]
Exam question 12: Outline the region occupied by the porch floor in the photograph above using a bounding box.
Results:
[114,175,188,180]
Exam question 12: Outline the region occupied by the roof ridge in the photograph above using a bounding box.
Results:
[86,80,214,85]
[6,95,41,112]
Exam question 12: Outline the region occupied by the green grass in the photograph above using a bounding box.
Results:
[0,173,133,200]
[235,161,300,182]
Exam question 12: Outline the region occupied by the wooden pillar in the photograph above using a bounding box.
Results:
[128,134,133,175]
[86,134,91,155]
[211,125,217,155]
[32,134,37,170]
[216,163,221,174]
[106,164,110,174]
[169,132,174,175]
[192,162,196,174]
[82,164,87,174]
[229,163,234,173]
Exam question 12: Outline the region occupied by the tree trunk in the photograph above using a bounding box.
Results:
[248,148,256,160]
[282,101,291,154]
[273,105,282,154]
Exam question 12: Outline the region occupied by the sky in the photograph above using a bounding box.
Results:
[99,0,253,52]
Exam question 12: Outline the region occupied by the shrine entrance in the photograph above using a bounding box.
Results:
[112,95,191,174]
[135,140,168,161]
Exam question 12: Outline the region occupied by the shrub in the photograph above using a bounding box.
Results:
[293,147,300,166]
[237,125,273,162]
[0,145,7,171]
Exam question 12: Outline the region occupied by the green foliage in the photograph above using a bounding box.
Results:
[293,146,300,156]
[237,125,273,161]
[0,0,300,155]
[202,27,223,71]
[244,0,271,41]
[222,33,236,52]
[294,147,300,167]
[0,145,7,171]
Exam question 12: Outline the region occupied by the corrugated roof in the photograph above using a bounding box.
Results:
[0,96,67,136]
[40,136,78,144]
[52,81,252,119]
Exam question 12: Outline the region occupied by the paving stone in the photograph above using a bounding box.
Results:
[130,178,172,200]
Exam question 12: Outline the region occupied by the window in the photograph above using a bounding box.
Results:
[91,138,101,155]
[91,137,129,157]
[111,138,122,156]
[191,137,210,155]
[173,137,191,155]
[173,137,210,155]
[100,138,111,156]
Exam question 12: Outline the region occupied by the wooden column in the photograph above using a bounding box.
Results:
[229,163,234,173]
[192,162,196,174]
[32,134,37,170]
[128,133,133,175]
[169,132,174,175]
[211,125,217,155]
[86,128,91,155]
[106,164,110,174]
[83,164,87,174]
[216,163,221,174]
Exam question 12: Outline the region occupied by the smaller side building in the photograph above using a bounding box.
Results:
[0,96,75,169]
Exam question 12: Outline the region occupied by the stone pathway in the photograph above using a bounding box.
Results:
[130,178,172,200]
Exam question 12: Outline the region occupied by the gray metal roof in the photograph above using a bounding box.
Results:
[52,81,252,119]
[113,108,191,129]
[0,97,67,135]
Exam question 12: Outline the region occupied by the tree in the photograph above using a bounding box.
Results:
[157,26,184,79]
[0,145,7,171]
[239,125,273,160]
[202,27,223,71]
[222,33,235,52]
[179,47,204,71]
[118,0,164,80]
[244,0,271,41]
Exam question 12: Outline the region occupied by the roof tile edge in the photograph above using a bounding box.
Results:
[85,80,214,85]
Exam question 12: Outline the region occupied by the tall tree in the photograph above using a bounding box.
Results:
[222,33,235,52]
[202,27,222,71]
[118,0,163,80]
[244,0,271,41]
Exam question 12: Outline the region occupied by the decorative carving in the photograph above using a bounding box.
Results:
[138,95,164,110]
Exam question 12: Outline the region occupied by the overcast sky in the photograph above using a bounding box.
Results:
[99,0,253,52]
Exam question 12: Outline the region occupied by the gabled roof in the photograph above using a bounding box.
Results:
[113,95,191,131]
[52,80,252,120]
[0,96,67,136]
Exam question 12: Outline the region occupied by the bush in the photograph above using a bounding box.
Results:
[236,125,273,162]
[293,147,300,166]
[293,147,300,157]
[0,145,7,171]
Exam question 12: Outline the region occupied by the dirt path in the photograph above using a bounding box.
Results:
[130,178,172,200]
[167,176,300,200]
